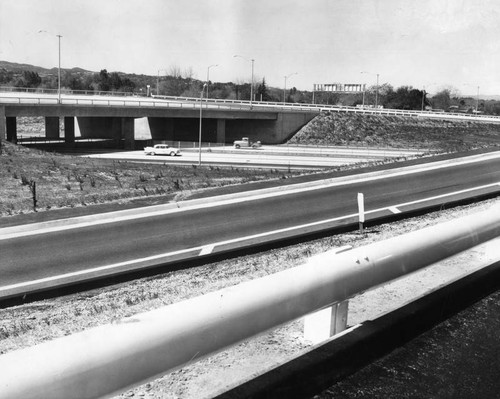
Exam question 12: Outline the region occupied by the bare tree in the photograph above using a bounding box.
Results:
[168,64,182,79]
[183,66,195,80]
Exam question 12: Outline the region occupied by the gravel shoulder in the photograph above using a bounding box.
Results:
[1,197,499,398]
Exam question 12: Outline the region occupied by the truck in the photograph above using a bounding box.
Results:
[233,137,262,149]
[143,144,181,156]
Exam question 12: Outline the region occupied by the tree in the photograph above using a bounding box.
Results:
[95,69,111,91]
[18,71,42,88]
[120,77,136,93]
[0,69,14,85]
[431,89,452,111]
[256,78,272,101]
[168,64,182,79]
[383,86,425,110]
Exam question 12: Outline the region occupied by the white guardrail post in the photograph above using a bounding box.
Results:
[0,204,500,398]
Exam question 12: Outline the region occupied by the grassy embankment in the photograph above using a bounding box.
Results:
[290,112,500,152]
[0,140,299,218]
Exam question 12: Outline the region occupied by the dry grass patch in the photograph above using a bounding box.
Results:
[0,140,301,217]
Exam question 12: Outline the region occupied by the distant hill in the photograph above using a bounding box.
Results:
[482,95,500,101]
[0,60,93,75]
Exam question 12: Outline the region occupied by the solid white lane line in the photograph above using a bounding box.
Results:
[0,246,201,292]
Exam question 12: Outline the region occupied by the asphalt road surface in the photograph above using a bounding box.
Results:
[1,154,499,297]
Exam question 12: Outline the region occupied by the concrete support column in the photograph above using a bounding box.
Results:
[111,117,122,146]
[0,106,5,151]
[6,117,17,144]
[216,119,226,143]
[64,117,75,146]
[122,117,135,150]
[45,117,60,139]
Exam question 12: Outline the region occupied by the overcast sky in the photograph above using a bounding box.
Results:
[1,0,499,95]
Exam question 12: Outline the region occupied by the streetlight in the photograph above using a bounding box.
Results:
[360,71,379,108]
[283,72,298,103]
[421,86,426,111]
[38,31,62,103]
[476,86,480,113]
[233,55,255,107]
[57,34,62,104]
[206,64,219,102]
[198,83,207,166]
[156,69,168,96]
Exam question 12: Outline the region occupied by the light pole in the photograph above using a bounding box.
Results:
[283,72,297,103]
[234,55,255,107]
[57,34,62,104]
[476,86,480,113]
[421,86,426,111]
[156,69,167,96]
[198,83,207,166]
[206,64,219,102]
[360,71,379,108]
[38,31,62,102]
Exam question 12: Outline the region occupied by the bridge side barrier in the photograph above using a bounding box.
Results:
[2,87,500,122]
[0,204,499,399]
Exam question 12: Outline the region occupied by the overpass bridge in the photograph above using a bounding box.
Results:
[2,88,500,151]
[0,90,317,150]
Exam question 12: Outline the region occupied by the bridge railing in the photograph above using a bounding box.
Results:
[0,85,145,98]
[2,86,500,122]
[0,204,499,399]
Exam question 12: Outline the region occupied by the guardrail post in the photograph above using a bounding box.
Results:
[304,300,349,344]
[304,246,352,344]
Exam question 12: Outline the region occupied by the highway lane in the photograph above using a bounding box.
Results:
[1,155,500,295]
[87,149,361,169]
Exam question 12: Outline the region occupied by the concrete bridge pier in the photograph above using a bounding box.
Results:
[64,117,75,146]
[122,118,135,150]
[0,106,5,150]
[0,107,18,146]
[217,119,226,143]
[45,117,60,139]
[6,117,17,144]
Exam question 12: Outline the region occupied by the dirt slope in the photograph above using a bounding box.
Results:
[289,112,500,151]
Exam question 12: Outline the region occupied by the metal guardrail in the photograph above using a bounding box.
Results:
[2,86,500,122]
[0,204,499,399]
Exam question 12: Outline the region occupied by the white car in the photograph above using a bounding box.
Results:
[144,144,181,156]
